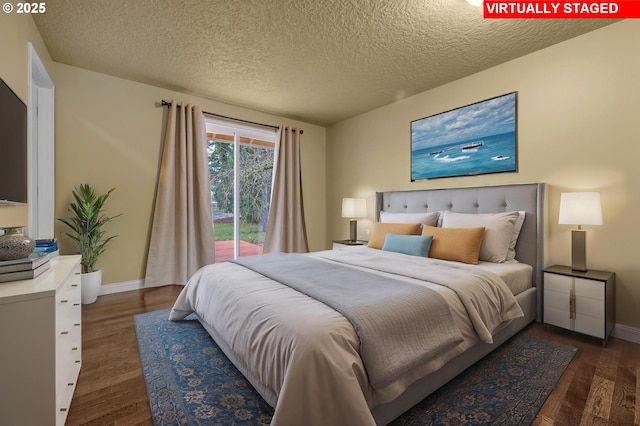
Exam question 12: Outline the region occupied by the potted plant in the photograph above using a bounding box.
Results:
[58,183,121,304]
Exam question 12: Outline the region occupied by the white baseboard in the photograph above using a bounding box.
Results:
[99,279,145,295]
[96,280,640,345]
[613,323,640,344]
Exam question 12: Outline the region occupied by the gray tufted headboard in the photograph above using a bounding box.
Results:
[375,183,545,291]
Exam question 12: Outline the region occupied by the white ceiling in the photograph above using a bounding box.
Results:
[32,0,615,125]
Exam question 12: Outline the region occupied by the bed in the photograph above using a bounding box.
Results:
[170,182,545,425]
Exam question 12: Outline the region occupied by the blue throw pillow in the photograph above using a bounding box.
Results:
[381,233,433,257]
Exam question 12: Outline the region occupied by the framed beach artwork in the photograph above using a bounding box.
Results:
[410,92,517,181]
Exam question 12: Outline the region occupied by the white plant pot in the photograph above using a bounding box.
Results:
[81,270,102,304]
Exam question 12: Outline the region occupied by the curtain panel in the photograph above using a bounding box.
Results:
[263,127,309,253]
[144,102,215,287]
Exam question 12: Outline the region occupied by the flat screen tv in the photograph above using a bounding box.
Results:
[0,78,28,205]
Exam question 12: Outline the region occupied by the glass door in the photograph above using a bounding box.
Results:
[206,118,277,262]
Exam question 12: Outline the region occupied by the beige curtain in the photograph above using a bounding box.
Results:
[263,127,309,253]
[144,102,215,287]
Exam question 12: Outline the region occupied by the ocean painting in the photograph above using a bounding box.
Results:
[411,92,517,181]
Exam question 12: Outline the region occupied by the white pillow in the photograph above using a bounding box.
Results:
[380,211,439,227]
[441,211,520,263]
[506,211,526,262]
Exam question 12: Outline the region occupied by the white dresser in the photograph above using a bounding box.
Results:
[0,255,82,426]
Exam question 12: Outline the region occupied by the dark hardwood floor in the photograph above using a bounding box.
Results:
[67,285,183,426]
[67,287,639,425]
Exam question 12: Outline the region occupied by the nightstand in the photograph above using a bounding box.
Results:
[543,265,615,345]
[332,240,367,249]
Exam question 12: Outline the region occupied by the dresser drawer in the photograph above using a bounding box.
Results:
[56,329,81,396]
[55,266,81,334]
[56,296,81,336]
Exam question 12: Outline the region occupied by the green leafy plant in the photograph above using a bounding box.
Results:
[58,183,121,274]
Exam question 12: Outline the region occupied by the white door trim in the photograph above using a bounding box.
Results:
[28,43,55,239]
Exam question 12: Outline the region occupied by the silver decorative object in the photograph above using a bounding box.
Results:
[0,227,35,261]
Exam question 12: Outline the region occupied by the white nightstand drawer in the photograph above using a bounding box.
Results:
[544,273,573,293]
[576,295,604,320]
[575,314,604,338]
[574,278,604,301]
[544,306,571,329]
[544,289,569,311]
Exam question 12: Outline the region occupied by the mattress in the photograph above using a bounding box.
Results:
[476,259,532,295]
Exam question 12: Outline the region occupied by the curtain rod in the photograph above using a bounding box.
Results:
[160,100,303,134]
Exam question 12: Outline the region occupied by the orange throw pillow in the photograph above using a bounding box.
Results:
[421,226,485,264]
[368,222,421,249]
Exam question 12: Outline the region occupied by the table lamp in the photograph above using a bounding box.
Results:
[341,198,367,242]
[558,192,602,272]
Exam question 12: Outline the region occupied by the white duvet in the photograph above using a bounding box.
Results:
[170,247,523,426]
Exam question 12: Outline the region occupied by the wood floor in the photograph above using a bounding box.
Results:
[67,287,639,425]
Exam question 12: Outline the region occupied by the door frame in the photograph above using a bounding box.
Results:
[28,43,55,239]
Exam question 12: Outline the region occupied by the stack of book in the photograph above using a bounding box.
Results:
[34,238,59,256]
[0,252,51,283]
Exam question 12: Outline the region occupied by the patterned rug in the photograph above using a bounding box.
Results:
[134,309,576,425]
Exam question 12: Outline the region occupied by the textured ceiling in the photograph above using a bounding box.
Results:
[33,0,615,125]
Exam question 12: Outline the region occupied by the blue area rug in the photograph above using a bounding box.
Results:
[135,309,576,425]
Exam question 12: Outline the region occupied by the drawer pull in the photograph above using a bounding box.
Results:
[75,360,81,363]
[60,300,69,303]
[73,303,80,306]
[74,323,81,326]
[570,289,576,320]
[71,284,79,287]
[60,408,68,412]
[68,382,75,386]
[72,347,78,351]
[61,331,69,335]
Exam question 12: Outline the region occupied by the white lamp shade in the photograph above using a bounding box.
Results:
[342,198,367,218]
[558,192,602,226]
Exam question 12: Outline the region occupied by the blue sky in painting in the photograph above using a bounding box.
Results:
[411,93,516,151]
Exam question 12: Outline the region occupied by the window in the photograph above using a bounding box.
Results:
[205,116,278,262]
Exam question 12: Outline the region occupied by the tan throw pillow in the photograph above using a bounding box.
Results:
[421,226,485,264]
[440,211,520,263]
[368,222,421,249]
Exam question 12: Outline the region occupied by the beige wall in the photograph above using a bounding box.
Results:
[327,20,640,328]
[51,63,326,286]
[0,13,53,228]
